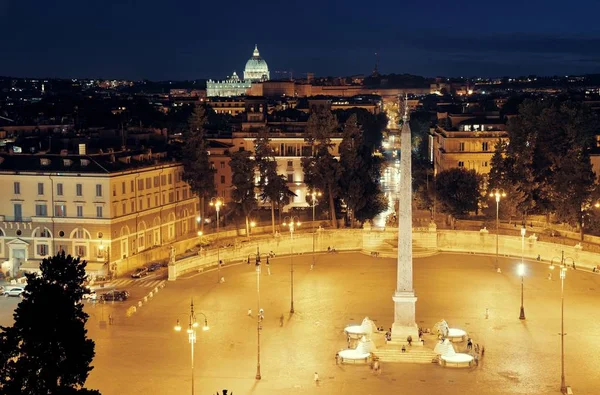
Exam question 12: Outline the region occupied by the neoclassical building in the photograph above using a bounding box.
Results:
[206,45,270,97]
[0,150,198,278]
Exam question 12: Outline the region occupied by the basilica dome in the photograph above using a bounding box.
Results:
[244,45,270,82]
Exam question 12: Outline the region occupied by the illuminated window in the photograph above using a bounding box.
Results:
[458,161,464,167]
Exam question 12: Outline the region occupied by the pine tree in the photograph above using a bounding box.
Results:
[182,104,216,232]
[0,252,100,395]
[254,128,279,235]
[230,150,257,236]
[302,109,341,228]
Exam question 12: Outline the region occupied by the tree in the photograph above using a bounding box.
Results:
[254,127,284,235]
[181,104,216,232]
[338,114,386,226]
[0,252,100,395]
[230,150,257,236]
[435,168,483,219]
[302,109,342,228]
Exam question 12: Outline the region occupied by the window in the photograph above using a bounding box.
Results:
[96,184,103,197]
[38,183,44,195]
[96,206,103,218]
[220,161,225,169]
[14,182,20,194]
[210,162,215,170]
[130,180,135,192]
[459,142,465,152]
[168,174,172,184]
[75,245,86,257]
[76,183,83,196]
[139,199,143,210]
[482,161,489,167]
[154,176,159,187]
[76,206,83,217]
[75,229,85,239]
[458,161,464,167]
[122,182,126,194]
[183,189,188,200]
[37,244,48,256]
[56,183,63,196]
[146,178,151,189]
[161,175,166,186]
[54,204,67,217]
[14,204,22,221]
[112,185,116,197]
[162,193,166,205]
[287,160,293,168]
[287,174,294,183]
[220,175,225,184]
[176,190,180,201]
[155,195,159,206]
[131,201,135,212]
[122,202,127,215]
[39,228,51,238]
[138,179,144,191]
[35,204,48,217]
[169,192,174,203]
[147,197,151,208]
[482,142,489,151]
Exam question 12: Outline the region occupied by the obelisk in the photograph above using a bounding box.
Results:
[392,96,419,340]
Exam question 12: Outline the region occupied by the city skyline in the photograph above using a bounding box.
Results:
[1,0,599,80]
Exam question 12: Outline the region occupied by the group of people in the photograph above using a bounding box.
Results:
[466,337,485,366]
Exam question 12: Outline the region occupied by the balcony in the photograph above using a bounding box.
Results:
[1,216,32,222]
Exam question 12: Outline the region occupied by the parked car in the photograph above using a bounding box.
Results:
[82,289,97,301]
[4,287,25,297]
[100,290,129,302]
[131,267,149,278]
[147,263,162,272]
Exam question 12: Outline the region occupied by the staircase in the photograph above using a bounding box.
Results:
[374,341,438,364]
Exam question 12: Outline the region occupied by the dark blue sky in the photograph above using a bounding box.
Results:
[1,0,599,80]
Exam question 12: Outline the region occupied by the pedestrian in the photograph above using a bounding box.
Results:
[373,360,381,374]
[481,346,485,357]
[475,343,480,354]
[108,314,113,325]
[467,338,473,350]
[418,327,423,338]
[314,372,319,385]
[401,345,406,353]
[572,262,576,270]
[279,314,284,327]
[247,308,252,317]
[335,352,340,365]
[485,308,489,319]
[496,267,502,273]
[407,335,412,346]
[537,255,541,261]
[474,355,479,366]
[259,308,264,321]
[220,276,225,283]
[548,273,552,280]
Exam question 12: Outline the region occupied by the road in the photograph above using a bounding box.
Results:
[51,252,600,395]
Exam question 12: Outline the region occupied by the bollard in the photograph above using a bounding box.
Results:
[138,301,142,307]
[154,287,159,293]
[148,292,153,298]
[143,296,148,303]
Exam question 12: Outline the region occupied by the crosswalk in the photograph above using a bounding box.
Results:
[102,278,166,289]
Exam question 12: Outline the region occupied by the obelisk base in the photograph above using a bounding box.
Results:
[391,292,419,340]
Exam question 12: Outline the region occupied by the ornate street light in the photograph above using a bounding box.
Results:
[517,262,526,320]
[489,188,506,269]
[549,252,572,394]
[282,216,301,313]
[174,299,209,395]
[309,190,322,269]
[209,197,225,283]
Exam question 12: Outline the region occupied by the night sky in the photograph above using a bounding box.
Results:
[1,0,599,80]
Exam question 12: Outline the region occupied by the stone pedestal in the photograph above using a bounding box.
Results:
[392,292,419,339]
[168,264,177,281]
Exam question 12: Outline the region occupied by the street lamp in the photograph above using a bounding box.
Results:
[489,188,506,269]
[282,216,301,313]
[174,299,209,395]
[309,190,322,269]
[209,197,224,284]
[249,247,267,380]
[550,252,571,394]
[517,263,526,320]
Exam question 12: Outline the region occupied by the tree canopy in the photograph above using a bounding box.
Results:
[435,168,483,217]
[0,252,100,395]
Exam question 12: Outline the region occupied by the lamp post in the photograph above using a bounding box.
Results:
[174,299,209,395]
[517,262,526,320]
[282,216,301,313]
[210,197,224,284]
[489,188,506,269]
[550,253,571,394]
[250,247,266,380]
[310,190,321,269]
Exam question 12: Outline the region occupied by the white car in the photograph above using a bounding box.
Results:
[4,287,25,297]
[82,290,97,301]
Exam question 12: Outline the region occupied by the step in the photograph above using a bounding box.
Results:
[374,347,438,364]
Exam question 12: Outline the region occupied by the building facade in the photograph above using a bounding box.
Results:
[0,151,198,278]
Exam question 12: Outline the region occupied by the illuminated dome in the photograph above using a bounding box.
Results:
[244,45,270,82]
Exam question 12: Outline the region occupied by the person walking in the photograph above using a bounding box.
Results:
[467,338,473,351]
[481,346,485,357]
[335,352,340,365]
[108,314,114,325]
[373,360,381,375]
[279,314,284,327]
[407,335,412,346]
[314,372,319,385]
[247,308,252,317]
